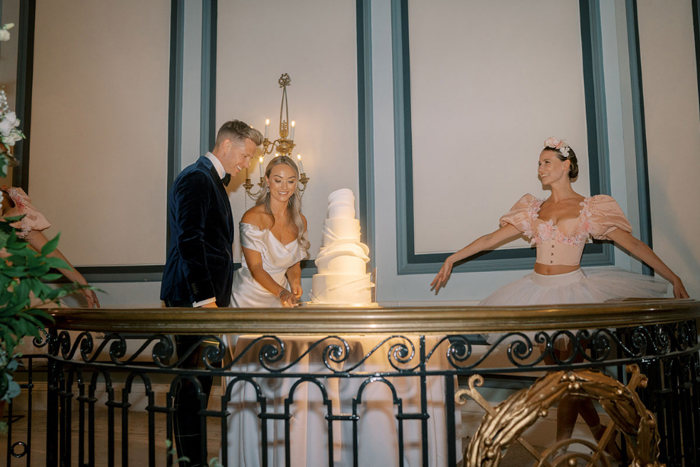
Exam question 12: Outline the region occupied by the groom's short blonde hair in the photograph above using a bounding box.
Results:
[215,120,263,147]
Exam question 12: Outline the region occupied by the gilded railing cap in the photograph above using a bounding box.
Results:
[48,299,700,335]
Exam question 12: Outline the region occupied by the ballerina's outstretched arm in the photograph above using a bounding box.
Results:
[430,224,521,294]
[606,229,689,298]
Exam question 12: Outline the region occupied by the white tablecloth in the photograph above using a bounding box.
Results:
[222,334,461,467]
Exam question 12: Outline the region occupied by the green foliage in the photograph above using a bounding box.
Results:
[165,439,190,465]
[164,439,223,467]
[0,215,93,403]
[0,153,7,178]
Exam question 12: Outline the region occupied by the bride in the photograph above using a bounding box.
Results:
[224,156,458,466]
[224,155,310,466]
[231,155,309,308]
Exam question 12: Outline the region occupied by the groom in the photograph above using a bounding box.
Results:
[161,120,263,466]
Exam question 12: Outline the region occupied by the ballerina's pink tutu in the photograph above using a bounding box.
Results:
[479,268,668,306]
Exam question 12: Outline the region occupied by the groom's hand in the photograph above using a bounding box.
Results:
[201,302,218,308]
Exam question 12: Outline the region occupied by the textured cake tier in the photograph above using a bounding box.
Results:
[322,218,361,247]
[316,251,368,275]
[327,188,356,219]
[310,273,373,304]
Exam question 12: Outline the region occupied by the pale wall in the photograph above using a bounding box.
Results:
[28,0,170,266]
[216,0,359,267]
[637,0,700,298]
[17,0,700,306]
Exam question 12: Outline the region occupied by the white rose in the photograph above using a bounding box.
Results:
[6,131,22,145]
[0,118,12,136]
[0,30,10,41]
[1,131,21,146]
[5,112,17,127]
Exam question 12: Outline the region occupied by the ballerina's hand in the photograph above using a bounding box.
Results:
[673,279,689,299]
[430,259,453,294]
[82,288,101,308]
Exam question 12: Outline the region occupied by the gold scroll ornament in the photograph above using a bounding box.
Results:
[456,364,663,467]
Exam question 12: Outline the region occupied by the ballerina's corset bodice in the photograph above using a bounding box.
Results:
[499,194,633,266]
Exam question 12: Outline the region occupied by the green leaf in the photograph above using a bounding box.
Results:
[44,257,70,270]
[8,247,33,258]
[14,279,29,298]
[39,273,62,282]
[2,214,25,223]
[28,264,51,277]
[41,233,61,257]
[19,315,44,331]
[2,266,28,277]
[0,230,9,250]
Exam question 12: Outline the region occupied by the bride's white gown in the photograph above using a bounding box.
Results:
[231,223,307,307]
[224,223,460,466]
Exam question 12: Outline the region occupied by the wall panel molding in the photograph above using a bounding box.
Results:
[625,0,653,276]
[12,0,35,190]
[357,0,375,269]
[392,0,614,276]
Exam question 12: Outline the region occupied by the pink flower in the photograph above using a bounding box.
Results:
[544,137,561,148]
[537,220,555,242]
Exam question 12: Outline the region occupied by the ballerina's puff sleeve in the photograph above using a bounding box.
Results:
[2,187,51,238]
[499,194,539,238]
[586,195,632,240]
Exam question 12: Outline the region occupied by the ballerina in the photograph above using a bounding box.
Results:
[1,186,99,307]
[430,137,688,456]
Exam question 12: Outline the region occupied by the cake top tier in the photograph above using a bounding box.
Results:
[327,188,356,219]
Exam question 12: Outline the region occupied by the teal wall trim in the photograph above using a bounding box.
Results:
[200,0,217,154]
[167,0,185,193]
[391,0,414,275]
[392,0,615,275]
[357,0,375,269]
[12,0,35,192]
[625,0,653,276]
[693,0,700,299]
[165,0,185,271]
[79,266,164,283]
[695,0,700,125]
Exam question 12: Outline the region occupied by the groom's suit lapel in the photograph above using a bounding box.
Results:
[205,161,234,238]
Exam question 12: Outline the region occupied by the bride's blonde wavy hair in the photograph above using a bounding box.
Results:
[256,155,310,252]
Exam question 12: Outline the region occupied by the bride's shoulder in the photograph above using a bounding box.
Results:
[241,206,270,229]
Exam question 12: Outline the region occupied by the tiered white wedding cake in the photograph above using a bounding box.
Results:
[310,189,374,305]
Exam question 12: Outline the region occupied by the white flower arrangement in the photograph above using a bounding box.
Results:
[0,89,25,176]
[0,23,14,42]
[0,23,23,176]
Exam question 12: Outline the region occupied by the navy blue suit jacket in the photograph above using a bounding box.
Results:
[160,156,234,306]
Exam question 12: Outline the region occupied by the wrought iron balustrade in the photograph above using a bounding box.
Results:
[2,299,699,466]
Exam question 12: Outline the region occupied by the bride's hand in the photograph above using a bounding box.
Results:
[278,289,299,307]
[430,258,454,294]
[291,284,303,299]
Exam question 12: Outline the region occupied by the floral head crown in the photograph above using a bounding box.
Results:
[544,137,570,158]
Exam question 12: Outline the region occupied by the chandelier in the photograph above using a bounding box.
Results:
[243,73,309,200]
